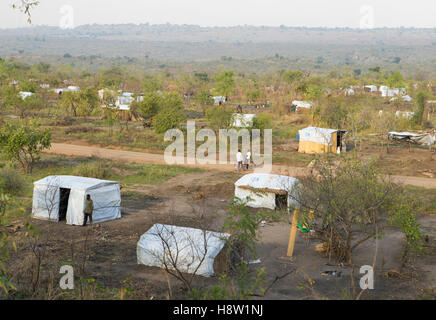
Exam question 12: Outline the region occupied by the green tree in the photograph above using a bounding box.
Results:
[61,88,99,117]
[0,120,51,173]
[282,70,303,84]
[412,91,428,126]
[131,92,162,120]
[143,76,162,93]
[387,71,405,88]
[2,88,42,118]
[153,92,186,134]
[215,70,235,97]
[205,107,233,131]
[20,81,37,93]
[246,89,261,102]
[194,90,213,106]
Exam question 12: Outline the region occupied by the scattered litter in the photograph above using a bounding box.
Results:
[315,242,329,253]
[321,270,342,277]
[247,259,261,264]
[384,269,412,280]
[260,221,266,227]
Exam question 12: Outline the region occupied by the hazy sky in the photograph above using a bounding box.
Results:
[1,0,436,29]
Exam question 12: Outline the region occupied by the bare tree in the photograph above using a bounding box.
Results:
[12,0,39,23]
[288,158,421,298]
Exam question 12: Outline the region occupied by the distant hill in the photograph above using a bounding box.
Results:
[1,24,435,74]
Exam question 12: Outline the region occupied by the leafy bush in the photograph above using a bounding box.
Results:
[0,120,51,173]
[153,93,186,134]
[252,113,272,131]
[0,167,25,196]
[205,107,233,131]
[73,162,112,179]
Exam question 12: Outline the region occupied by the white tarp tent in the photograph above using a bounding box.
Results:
[213,96,226,104]
[32,175,121,225]
[388,132,436,146]
[365,85,378,92]
[395,111,415,119]
[235,173,299,210]
[292,100,313,111]
[299,127,338,145]
[391,95,413,102]
[232,113,257,128]
[19,91,34,100]
[137,224,230,277]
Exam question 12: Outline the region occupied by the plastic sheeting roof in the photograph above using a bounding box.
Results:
[34,175,119,191]
[298,127,339,145]
[137,224,230,277]
[235,173,299,192]
[232,113,257,127]
[292,100,313,109]
[389,132,436,146]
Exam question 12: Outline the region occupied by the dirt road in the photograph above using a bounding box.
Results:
[47,143,436,189]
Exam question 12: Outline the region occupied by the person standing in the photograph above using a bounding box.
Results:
[245,150,251,170]
[236,149,243,172]
[83,194,94,226]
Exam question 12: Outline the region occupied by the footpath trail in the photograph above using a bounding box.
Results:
[47,143,436,189]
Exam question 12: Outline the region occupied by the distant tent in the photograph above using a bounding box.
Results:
[19,91,34,100]
[67,86,80,92]
[395,111,415,119]
[390,95,413,102]
[213,96,226,105]
[388,132,435,146]
[137,224,230,277]
[32,175,121,225]
[292,100,313,111]
[298,126,347,154]
[345,88,355,96]
[364,85,378,92]
[232,113,257,128]
[234,173,299,210]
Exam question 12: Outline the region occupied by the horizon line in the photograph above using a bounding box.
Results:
[2,22,436,31]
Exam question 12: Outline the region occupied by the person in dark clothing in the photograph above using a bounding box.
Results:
[83,194,94,226]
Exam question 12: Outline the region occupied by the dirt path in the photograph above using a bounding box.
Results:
[47,143,436,189]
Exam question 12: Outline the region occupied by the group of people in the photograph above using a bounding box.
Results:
[236,149,252,171]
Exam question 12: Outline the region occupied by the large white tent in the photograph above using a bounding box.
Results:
[137,224,230,277]
[234,173,299,210]
[32,175,121,225]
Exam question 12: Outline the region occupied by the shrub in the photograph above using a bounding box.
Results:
[153,92,186,134]
[252,113,272,131]
[73,162,112,179]
[205,107,233,131]
[0,167,25,196]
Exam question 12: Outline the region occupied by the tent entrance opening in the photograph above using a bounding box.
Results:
[275,194,288,210]
[59,188,70,221]
[337,131,346,150]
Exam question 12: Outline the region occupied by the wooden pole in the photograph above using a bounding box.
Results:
[287,209,299,257]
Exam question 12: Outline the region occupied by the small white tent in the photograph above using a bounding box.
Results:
[232,113,257,128]
[234,173,299,210]
[32,175,121,225]
[292,100,313,111]
[19,91,34,100]
[137,224,230,277]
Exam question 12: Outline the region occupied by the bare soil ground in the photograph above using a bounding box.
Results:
[47,143,436,188]
[5,168,436,300]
